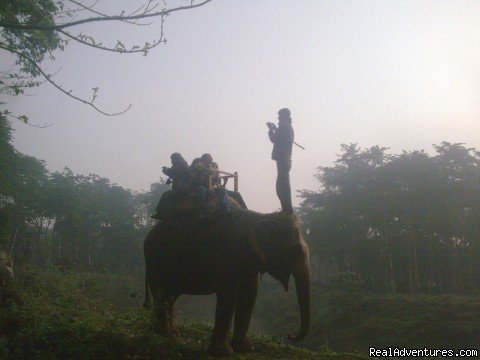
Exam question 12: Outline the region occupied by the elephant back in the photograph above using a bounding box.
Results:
[169,191,247,219]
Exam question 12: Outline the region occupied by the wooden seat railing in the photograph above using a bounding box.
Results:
[208,170,238,192]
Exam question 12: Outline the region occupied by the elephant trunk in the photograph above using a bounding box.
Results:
[286,260,311,342]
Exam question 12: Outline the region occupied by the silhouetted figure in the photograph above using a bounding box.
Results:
[152,153,191,220]
[267,108,294,214]
[162,153,191,191]
[191,153,228,219]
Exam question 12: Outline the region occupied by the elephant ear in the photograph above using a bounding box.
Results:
[250,219,299,292]
[267,241,307,292]
[250,220,282,272]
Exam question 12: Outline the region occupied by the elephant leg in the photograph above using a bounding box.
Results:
[152,289,171,336]
[231,275,258,353]
[167,295,179,337]
[207,286,238,356]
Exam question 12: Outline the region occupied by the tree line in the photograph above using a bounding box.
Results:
[0,115,168,272]
[299,143,480,294]
[3,114,479,294]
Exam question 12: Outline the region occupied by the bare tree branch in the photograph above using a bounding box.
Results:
[2,111,53,128]
[57,28,165,54]
[0,44,131,116]
[0,0,212,31]
[66,0,151,26]
[0,1,212,122]
[65,0,101,16]
[54,0,99,16]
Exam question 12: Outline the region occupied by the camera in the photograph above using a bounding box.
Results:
[266,122,276,131]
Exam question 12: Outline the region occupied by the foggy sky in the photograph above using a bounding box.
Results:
[4,0,480,212]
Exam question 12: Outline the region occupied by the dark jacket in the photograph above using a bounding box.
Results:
[268,121,294,161]
[190,158,221,189]
[163,164,191,192]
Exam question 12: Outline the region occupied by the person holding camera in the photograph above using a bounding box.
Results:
[162,152,191,192]
[152,152,191,220]
[267,108,294,214]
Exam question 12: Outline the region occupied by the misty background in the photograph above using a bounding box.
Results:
[5,0,480,211]
[2,1,480,357]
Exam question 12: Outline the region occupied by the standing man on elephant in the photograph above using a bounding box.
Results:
[267,108,294,214]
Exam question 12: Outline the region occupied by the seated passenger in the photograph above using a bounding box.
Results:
[152,153,191,220]
[162,153,190,192]
[191,153,229,219]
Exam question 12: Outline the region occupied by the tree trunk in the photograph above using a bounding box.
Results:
[9,225,19,259]
[383,217,396,293]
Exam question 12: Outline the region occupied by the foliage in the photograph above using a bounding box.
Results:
[299,142,480,294]
[2,115,480,355]
[135,179,171,228]
[0,266,363,359]
[0,0,212,122]
[1,2,61,76]
[0,117,169,273]
[1,266,478,357]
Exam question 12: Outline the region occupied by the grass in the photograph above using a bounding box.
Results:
[255,279,480,354]
[7,266,476,358]
[0,266,364,359]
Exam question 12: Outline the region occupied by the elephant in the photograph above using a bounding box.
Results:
[143,209,311,356]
